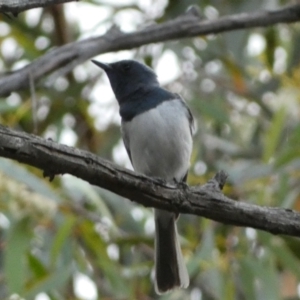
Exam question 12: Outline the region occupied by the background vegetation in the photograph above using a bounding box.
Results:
[1,0,300,299]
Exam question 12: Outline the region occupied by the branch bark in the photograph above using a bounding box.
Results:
[0,0,77,15]
[0,124,299,237]
[1,3,300,97]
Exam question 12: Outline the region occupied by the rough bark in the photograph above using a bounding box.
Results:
[0,0,76,15]
[0,124,299,237]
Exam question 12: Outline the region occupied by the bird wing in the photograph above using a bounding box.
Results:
[174,93,195,136]
[121,122,133,164]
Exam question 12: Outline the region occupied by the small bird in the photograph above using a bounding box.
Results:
[92,59,193,294]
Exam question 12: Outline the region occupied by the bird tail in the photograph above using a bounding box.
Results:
[154,209,189,294]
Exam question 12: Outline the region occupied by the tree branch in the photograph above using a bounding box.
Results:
[0,0,77,15]
[1,3,300,97]
[0,124,299,237]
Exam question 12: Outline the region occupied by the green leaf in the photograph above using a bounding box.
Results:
[63,177,115,224]
[263,107,286,163]
[24,265,72,299]
[265,28,277,70]
[4,218,32,294]
[79,220,129,297]
[255,257,280,300]
[195,96,229,124]
[0,101,18,113]
[239,257,257,300]
[27,253,48,278]
[0,158,61,202]
[260,232,300,279]
[50,215,76,266]
[275,124,300,167]
[275,148,300,168]
[240,253,280,300]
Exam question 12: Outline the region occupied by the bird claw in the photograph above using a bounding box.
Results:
[174,178,189,190]
[43,170,56,182]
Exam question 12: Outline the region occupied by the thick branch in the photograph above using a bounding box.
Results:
[0,0,77,15]
[0,124,299,237]
[1,4,300,96]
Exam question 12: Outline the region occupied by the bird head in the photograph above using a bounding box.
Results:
[91,59,159,102]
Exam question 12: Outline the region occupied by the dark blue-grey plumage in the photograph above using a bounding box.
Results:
[120,87,176,121]
[92,59,193,294]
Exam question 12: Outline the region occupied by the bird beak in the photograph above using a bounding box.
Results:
[91,60,112,71]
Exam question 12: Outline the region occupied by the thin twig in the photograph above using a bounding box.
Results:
[0,0,77,15]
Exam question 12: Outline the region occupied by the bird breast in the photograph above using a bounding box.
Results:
[121,99,193,182]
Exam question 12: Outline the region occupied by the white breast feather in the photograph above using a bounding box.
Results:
[122,99,192,182]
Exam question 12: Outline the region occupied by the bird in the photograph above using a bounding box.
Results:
[92,59,194,294]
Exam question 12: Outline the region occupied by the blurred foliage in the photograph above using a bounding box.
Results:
[0,0,300,299]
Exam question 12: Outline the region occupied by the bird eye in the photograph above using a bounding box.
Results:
[123,63,131,72]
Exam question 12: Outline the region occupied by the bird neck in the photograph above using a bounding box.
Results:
[118,85,175,121]
[117,83,155,104]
